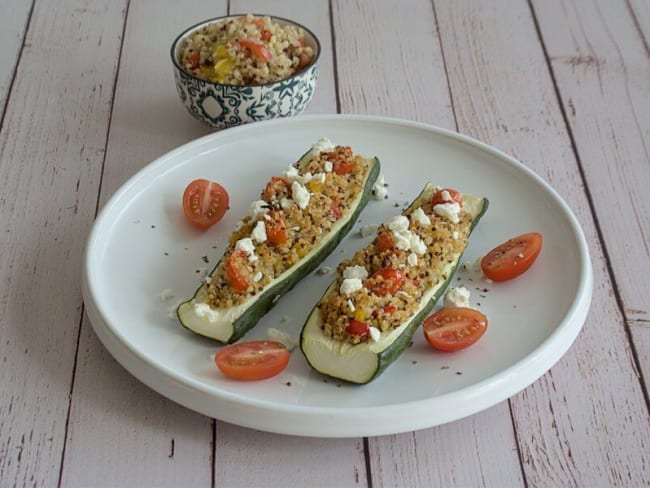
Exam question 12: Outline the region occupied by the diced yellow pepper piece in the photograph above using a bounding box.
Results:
[354,309,368,321]
[214,58,235,75]
[306,180,324,192]
[214,44,229,59]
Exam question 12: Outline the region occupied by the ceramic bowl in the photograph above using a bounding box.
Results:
[171,15,320,130]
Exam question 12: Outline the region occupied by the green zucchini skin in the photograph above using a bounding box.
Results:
[177,155,381,344]
[300,184,488,384]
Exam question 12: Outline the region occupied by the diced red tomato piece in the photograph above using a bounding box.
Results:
[366,269,406,296]
[265,210,288,245]
[347,319,369,337]
[225,251,249,292]
[431,188,463,206]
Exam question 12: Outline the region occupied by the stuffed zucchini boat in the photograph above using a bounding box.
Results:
[177,138,381,343]
[300,183,488,384]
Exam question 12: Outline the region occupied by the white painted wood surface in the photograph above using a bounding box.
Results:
[0,0,648,486]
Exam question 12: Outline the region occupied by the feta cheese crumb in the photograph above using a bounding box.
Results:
[250,200,269,219]
[280,197,293,210]
[392,230,411,250]
[324,161,333,172]
[452,231,459,239]
[368,326,381,342]
[433,202,461,224]
[251,220,267,243]
[253,271,263,282]
[411,207,430,227]
[283,165,299,181]
[193,302,220,322]
[372,174,388,200]
[343,265,369,280]
[267,327,298,351]
[235,237,258,262]
[360,224,379,238]
[463,256,483,272]
[444,286,471,308]
[407,253,418,266]
[340,278,363,295]
[347,299,355,312]
[484,277,493,284]
[159,289,174,301]
[387,215,409,232]
[310,137,335,157]
[441,190,452,202]
[291,181,311,209]
[204,276,212,285]
[409,233,427,255]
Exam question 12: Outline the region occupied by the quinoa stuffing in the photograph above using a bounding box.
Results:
[204,139,369,308]
[180,14,315,85]
[318,188,473,344]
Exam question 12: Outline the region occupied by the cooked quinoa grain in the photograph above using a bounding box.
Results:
[180,14,315,85]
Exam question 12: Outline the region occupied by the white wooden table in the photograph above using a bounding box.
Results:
[1,0,649,486]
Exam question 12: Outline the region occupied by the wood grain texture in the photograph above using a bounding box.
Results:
[60,1,225,486]
[0,0,32,121]
[533,0,650,316]
[0,1,127,486]
[332,1,524,486]
[437,0,650,485]
[215,423,367,487]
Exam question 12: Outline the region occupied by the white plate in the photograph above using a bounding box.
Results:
[82,115,592,437]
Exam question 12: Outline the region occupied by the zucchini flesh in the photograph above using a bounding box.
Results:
[177,143,381,344]
[300,183,488,384]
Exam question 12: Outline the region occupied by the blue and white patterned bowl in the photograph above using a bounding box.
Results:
[171,15,320,130]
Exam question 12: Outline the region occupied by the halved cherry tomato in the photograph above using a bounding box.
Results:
[238,39,272,62]
[186,52,200,69]
[383,305,397,314]
[297,53,313,70]
[182,179,230,229]
[261,29,271,42]
[332,160,355,175]
[225,251,249,292]
[376,231,394,252]
[263,176,289,201]
[423,307,488,352]
[431,188,463,206]
[265,210,288,245]
[366,269,405,296]
[481,232,543,281]
[215,340,290,381]
[346,319,369,337]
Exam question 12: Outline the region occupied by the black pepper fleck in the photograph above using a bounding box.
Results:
[456,371,463,375]
[202,256,209,263]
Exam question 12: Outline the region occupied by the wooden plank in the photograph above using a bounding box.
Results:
[0,1,127,486]
[59,1,226,486]
[332,1,524,486]
[0,0,32,120]
[437,0,650,485]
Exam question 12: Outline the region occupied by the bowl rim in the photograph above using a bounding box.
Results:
[170,13,322,88]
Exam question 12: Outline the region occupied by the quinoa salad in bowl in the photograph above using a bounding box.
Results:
[171,14,320,129]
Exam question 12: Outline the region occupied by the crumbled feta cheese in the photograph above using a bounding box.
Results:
[159,289,174,301]
[263,213,271,221]
[409,233,427,255]
[463,256,483,272]
[310,137,335,156]
[347,299,355,312]
[340,278,363,295]
[433,202,461,224]
[291,181,310,209]
[204,276,212,285]
[368,326,381,342]
[484,277,493,284]
[441,190,452,202]
[283,165,299,181]
[411,207,430,227]
[359,224,379,238]
[308,172,326,184]
[193,302,220,322]
[291,226,300,231]
[343,265,369,280]
[407,253,418,266]
[280,197,293,210]
[387,215,409,233]
[372,174,388,200]
[396,290,411,298]
[392,230,411,250]
[452,231,459,239]
[324,161,333,172]
[235,237,258,262]
[251,220,267,243]
[444,286,471,309]
[250,200,269,219]
[253,271,263,282]
[267,327,298,351]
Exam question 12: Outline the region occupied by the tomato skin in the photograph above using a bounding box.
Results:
[297,53,313,70]
[423,307,488,352]
[431,188,462,206]
[182,179,229,229]
[238,39,272,62]
[225,251,249,292]
[215,340,290,381]
[261,29,271,42]
[376,231,394,252]
[347,319,369,337]
[265,210,288,245]
[481,232,543,281]
[366,269,405,296]
[332,160,355,175]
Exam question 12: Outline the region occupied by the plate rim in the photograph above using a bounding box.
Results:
[82,113,593,437]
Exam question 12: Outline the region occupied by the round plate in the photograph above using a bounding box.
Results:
[82,115,592,437]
